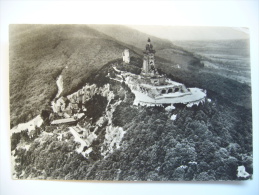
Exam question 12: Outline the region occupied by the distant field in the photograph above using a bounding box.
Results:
[173,39,251,85]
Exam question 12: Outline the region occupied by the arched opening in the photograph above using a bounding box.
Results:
[161,89,166,94]
[168,88,173,93]
[174,88,180,92]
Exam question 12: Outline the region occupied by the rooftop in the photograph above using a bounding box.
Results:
[51,118,76,125]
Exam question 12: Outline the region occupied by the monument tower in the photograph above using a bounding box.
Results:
[142,38,156,74]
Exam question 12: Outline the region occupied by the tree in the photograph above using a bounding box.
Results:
[11,132,21,151]
[195,172,215,181]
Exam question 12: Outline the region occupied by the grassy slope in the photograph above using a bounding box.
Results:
[9,24,139,127]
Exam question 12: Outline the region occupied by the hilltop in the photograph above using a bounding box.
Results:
[89,24,201,69]
[9,25,252,181]
[9,24,203,127]
[10,57,252,181]
[9,24,140,127]
[88,25,252,109]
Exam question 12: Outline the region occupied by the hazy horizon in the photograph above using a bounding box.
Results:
[127,25,249,41]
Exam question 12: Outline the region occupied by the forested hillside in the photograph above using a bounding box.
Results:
[9,25,252,181]
[11,59,252,180]
[9,24,140,127]
[9,24,203,128]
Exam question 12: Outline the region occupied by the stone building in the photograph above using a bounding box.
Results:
[136,38,190,99]
[122,49,130,64]
[142,38,156,74]
[139,82,189,98]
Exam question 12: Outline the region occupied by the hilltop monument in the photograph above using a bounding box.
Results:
[142,38,156,74]
[141,38,165,85]
[118,38,207,106]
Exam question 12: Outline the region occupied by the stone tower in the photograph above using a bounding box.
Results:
[122,49,130,64]
[142,38,156,74]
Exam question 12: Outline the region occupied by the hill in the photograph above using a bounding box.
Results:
[9,24,204,128]
[9,24,252,181]
[9,24,141,127]
[88,25,251,108]
[10,59,252,181]
[88,24,201,69]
